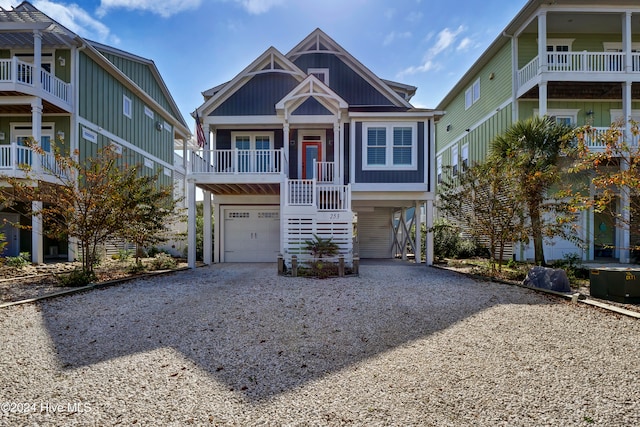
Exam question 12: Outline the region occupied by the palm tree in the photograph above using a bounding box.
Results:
[490,115,573,265]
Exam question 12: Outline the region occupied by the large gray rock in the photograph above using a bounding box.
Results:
[522,266,571,293]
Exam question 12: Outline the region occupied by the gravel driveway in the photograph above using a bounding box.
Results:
[1,262,639,426]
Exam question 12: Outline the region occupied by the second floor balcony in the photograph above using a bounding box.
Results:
[0,57,72,109]
[518,52,640,92]
[0,142,68,181]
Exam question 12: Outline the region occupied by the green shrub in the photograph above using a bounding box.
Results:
[432,219,487,260]
[112,249,132,262]
[126,261,147,274]
[148,253,177,270]
[5,252,30,269]
[56,269,96,287]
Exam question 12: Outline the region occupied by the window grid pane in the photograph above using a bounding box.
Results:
[367,127,386,165]
[393,127,412,165]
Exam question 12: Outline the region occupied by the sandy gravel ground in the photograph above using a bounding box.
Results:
[1,262,639,426]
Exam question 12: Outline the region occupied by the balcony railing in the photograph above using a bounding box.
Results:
[0,57,71,105]
[0,142,67,178]
[315,160,335,183]
[191,149,283,174]
[582,126,640,151]
[286,179,350,211]
[518,52,640,88]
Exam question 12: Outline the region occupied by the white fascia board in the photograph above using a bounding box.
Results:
[205,116,284,126]
[349,111,443,119]
[351,183,428,193]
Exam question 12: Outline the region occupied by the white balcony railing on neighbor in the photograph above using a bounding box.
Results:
[286,179,350,211]
[191,149,283,174]
[0,57,71,105]
[0,142,67,177]
[518,52,639,88]
[582,127,640,151]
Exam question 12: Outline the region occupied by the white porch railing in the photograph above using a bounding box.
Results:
[191,149,283,174]
[0,57,72,105]
[286,179,350,211]
[314,160,335,183]
[0,142,67,177]
[518,52,637,88]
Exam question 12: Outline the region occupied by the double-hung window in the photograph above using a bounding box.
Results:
[461,144,469,171]
[465,79,481,110]
[451,145,459,176]
[363,122,417,170]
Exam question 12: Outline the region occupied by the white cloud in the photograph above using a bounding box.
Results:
[234,0,284,14]
[97,0,202,18]
[397,25,465,78]
[457,37,472,52]
[33,1,118,44]
[406,11,422,23]
[383,31,411,47]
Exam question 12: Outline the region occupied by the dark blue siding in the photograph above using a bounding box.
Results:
[325,128,334,162]
[292,97,332,115]
[354,121,425,184]
[210,73,298,116]
[343,123,350,185]
[288,129,298,179]
[293,53,394,107]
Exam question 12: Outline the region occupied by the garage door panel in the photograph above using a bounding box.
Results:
[224,208,279,262]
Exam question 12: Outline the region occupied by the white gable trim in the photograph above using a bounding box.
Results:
[197,46,306,117]
[286,29,413,109]
[276,75,348,121]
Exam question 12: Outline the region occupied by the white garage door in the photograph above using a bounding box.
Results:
[224,207,280,262]
[358,208,392,258]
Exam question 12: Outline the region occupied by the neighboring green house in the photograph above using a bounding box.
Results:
[436,0,640,263]
[0,1,191,263]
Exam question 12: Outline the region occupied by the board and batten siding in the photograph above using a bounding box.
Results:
[99,51,175,116]
[436,42,513,153]
[293,53,395,107]
[357,208,392,258]
[78,52,174,167]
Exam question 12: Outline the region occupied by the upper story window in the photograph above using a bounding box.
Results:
[534,108,578,126]
[144,105,154,119]
[363,122,417,170]
[465,78,480,110]
[451,145,459,176]
[308,68,329,85]
[123,95,132,118]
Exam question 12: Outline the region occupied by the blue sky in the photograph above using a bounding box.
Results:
[2,0,528,128]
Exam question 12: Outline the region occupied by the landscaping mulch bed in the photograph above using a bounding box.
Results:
[0,259,187,304]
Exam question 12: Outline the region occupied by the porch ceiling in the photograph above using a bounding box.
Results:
[0,93,68,114]
[520,82,640,100]
[197,183,280,196]
[519,9,640,35]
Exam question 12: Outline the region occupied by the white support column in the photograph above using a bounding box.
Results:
[401,208,408,261]
[31,99,43,173]
[187,180,197,269]
[283,123,290,176]
[68,237,78,262]
[538,81,548,117]
[426,199,434,266]
[415,201,422,264]
[623,12,633,73]
[32,201,43,264]
[203,190,212,265]
[620,81,633,264]
[333,122,340,184]
[33,31,42,91]
[538,12,547,72]
[214,203,221,263]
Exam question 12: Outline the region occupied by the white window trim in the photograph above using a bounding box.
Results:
[11,123,55,148]
[609,109,640,123]
[603,42,640,52]
[461,143,469,171]
[534,108,579,125]
[362,122,417,171]
[451,145,458,176]
[308,68,329,86]
[465,78,480,110]
[437,155,442,184]
[123,95,132,119]
[231,131,275,150]
[546,38,575,51]
[144,105,154,119]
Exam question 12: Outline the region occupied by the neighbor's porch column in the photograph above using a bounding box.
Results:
[538,81,548,117]
[425,199,434,266]
[538,11,547,72]
[33,30,42,91]
[31,200,43,264]
[187,179,197,269]
[333,122,340,184]
[203,190,212,265]
[623,12,633,73]
[415,201,422,264]
[619,80,633,264]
